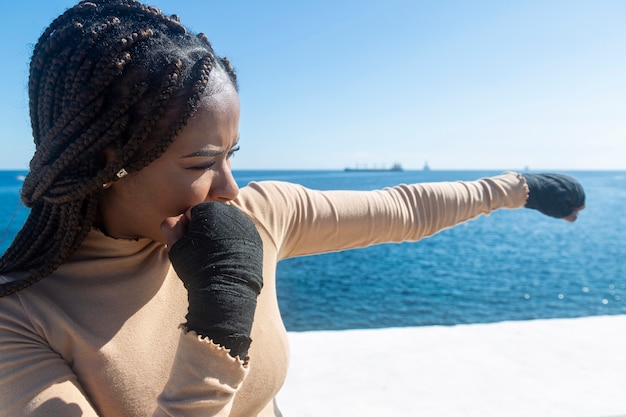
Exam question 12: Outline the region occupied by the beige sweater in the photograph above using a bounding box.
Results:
[0,173,527,416]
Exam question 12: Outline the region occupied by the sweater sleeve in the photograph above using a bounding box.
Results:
[154,328,249,417]
[234,172,528,260]
[0,284,248,417]
[0,291,100,417]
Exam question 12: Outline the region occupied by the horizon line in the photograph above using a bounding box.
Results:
[1,168,625,172]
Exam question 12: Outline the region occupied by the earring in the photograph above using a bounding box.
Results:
[103,168,128,189]
[116,168,128,179]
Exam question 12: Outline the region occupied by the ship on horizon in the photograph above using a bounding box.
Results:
[344,162,404,172]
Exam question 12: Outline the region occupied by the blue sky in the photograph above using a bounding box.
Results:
[1,0,624,170]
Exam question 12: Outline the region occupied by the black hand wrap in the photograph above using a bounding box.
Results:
[523,173,586,218]
[168,202,264,360]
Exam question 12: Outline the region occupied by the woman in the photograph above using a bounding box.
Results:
[0,0,585,416]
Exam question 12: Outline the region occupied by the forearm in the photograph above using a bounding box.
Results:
[384,171,528,242]
[155,328,248,417]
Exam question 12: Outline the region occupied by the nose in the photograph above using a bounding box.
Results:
[208,164,239,202]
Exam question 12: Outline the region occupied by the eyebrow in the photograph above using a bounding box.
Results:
[181,139,240,159]
[181,149,224,158]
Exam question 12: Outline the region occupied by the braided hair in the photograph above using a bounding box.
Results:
[0,0,238,296]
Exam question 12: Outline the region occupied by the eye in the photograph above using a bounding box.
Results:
[227,145,240,159]
[185,145,239,171]
[187,161,216,171]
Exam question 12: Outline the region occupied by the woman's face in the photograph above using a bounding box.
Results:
[98,81,241,243]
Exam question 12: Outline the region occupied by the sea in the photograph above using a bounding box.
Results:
[1,169,625,331]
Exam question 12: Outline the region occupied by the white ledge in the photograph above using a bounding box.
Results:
[277,315,626,417]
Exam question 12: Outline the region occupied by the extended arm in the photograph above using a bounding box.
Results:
[233,172,584,260]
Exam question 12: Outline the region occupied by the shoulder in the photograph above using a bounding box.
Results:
[231,181,312,217]
[236,180,310,201]
[230,181,317,250]
[0,279,40,342]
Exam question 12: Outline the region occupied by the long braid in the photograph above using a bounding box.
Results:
[127,55,214,174]
[1,0,238,297]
